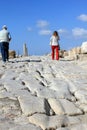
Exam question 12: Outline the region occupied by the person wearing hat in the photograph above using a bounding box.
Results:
[0,25,11,62]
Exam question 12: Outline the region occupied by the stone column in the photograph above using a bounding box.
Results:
[23,43,28,56]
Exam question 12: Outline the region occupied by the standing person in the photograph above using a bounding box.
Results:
[0,25,11,62]
[50,31,60,60]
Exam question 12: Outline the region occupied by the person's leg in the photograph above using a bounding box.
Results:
[1,42,6,62]
[55,46,59,60]
[5,43,9,61]
[51,46,55,60]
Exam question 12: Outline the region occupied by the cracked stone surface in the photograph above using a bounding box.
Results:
[0,55,87,130]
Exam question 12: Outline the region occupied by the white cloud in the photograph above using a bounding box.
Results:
[39,30,52,35]
[58,29,68,34]
[27,27,33,32]
[37,20,49,28]
[77,14,87,22]
[72,27,87,38]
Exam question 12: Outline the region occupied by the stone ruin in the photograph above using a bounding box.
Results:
[8,43,28,59]
[8,41,87,60]
[60,41,87,60]
[9,50,16,59]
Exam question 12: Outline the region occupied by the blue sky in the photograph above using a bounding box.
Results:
[0,0,87,55]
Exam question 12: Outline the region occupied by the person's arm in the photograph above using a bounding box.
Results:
[50,36,52,45]
[8,32,12,41]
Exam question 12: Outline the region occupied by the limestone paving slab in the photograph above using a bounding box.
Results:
[0,55,87,129]
[48,98,82,116]
[9,124,42,130]
[29,113,81,130]
[18,94,49,116]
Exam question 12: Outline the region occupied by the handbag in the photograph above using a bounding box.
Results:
[58,43,60,50]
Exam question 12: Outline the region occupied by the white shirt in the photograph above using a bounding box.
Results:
[50,36,59,46]
[0,29,11,43]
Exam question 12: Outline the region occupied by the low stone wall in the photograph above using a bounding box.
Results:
[81,41,87,54]
[9,50,16,59]
[62,45,87,60]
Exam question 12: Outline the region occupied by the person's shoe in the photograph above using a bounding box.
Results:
[1,61,6,66]
[6,60,9,63]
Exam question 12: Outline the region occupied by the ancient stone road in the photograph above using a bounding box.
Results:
[0,56,87,130]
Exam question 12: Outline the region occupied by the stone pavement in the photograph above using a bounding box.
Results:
[0,56,87,130]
